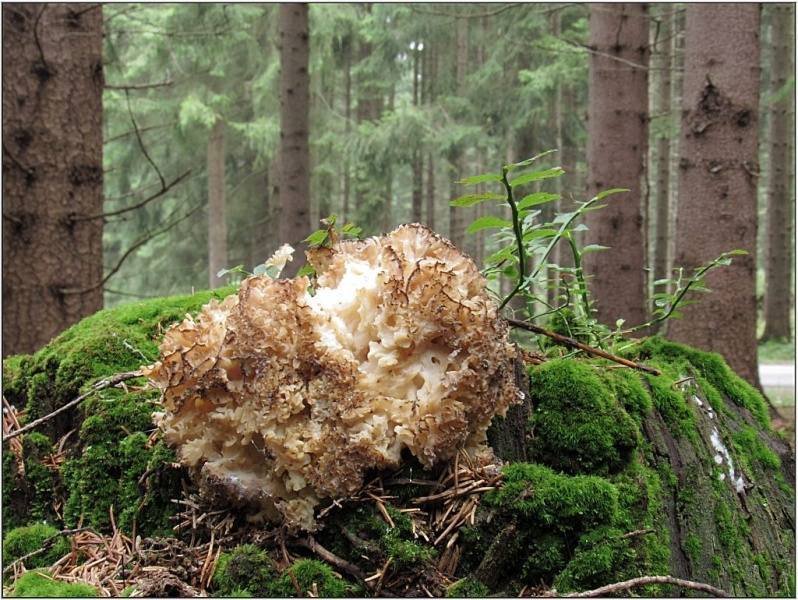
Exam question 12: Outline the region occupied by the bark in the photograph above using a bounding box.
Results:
[411,44,423,224]
[584,3,650,328]
[669,5,763,387]
[2,4,104,356]
[278,3,310,277]
[207,120,227,289]
[653,10,672,304]
[762,4,794,341]
[448,17,468,249]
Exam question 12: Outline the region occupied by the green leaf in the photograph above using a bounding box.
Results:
[457,172,502,185]
[522,228,558,242]
[304,230,329,246]
[297,264,316,278]
[652,279,672,286]
[592,188,629,201]
[505,149,558,172]
[466,216,512,234]
[582,244,610,254]
[450,192,506,207]
[510,167,565,187]
[486,245,517,265]
[724,249,748,256]
[516,192,560,211]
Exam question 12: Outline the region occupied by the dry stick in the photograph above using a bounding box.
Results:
[566,575,728,598]
[507,318,661,376]
[2,371,141,442]
[3,527,93,574]
[295,536,367,582]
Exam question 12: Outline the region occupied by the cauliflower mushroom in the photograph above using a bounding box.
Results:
[146,224,520,530]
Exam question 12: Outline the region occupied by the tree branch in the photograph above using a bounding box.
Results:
[104,121,175,145]
[125,89,166,190]
[60,203,203,295]
[565,575,728,598]
[3,372,141,443]
[105,80,173,91]
[293,536,367,582]
[73,169,191,221]
[507,318,661,376]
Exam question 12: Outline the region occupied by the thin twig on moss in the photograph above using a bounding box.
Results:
[2,371,141,442]
[294,536,367,582]
[507,318,661,376]
[565,575,728,597]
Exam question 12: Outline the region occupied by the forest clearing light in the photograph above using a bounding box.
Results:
[146,224,519,530]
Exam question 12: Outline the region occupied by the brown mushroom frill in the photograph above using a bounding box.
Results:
[145,224,520,531]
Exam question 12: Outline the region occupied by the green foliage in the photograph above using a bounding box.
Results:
[732,426,781,472]
[527,359,640,475]
[275,559,353,597]
[553,527,636,592]
[3,524,70,570]
[9,571,98,598]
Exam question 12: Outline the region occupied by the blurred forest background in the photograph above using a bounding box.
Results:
[2,3,795,417]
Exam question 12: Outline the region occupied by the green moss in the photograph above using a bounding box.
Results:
[635,337,770,428]
[212,544,279,597]
[446,577,489,598]
[10,570,98,597]
[485,463,619,533]
[644,366,695,439]
[554,527,636,592]
[275,559,352,597]
[732,426,781,472]
[602,368,652,421]
[527,360,639,475]
[3,524,70,571]
[684,533,702,563]
[520,534,568,583]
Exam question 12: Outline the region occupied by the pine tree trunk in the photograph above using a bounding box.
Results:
[448,16,468,249]
[411,44,423,224]
[762,4,794,341]
[653,7,673,325]
[342,38,352,222]
[278,2,310,276]
[426,44,437,232]
[584,3,650,328]
[207,120,228,288]
[669,4,762,387]
[2,4,104,356]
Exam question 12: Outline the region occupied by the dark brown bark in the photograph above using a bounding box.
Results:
[411,44,423,224]
[669,4,762,387]
[762,4,794,341]
[278,3,310,276]
[653,9,672,302]
[448,17,468,249]
[2,4,104,356]
[207,119,227,288]
[584,3,649,328]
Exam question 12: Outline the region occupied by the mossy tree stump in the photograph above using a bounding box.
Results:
[1,290,794,597]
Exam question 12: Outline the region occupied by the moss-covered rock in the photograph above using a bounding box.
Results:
[9,570,98,597]
[3,524,70,572]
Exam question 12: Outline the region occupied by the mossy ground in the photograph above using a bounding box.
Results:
[8,571,98,597]
[1,285,793,598]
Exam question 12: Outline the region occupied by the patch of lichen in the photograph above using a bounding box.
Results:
[3,524,70,572]
[9,570,98,597]
[633,337,770,428]
[526,360,640,475]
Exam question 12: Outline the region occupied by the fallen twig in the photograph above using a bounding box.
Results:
[3,371,141,442]
[294,536,367,582]
[565,575,728,597]
[507,319,661,376]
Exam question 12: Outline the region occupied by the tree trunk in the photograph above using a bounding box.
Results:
[669,4,762,387]
[411,43,423,224]
[342,37,352,222]
[652,7,673,328]
[584,3,649,328]
[425,44,437,232]
[278,3,310,277]
[448,17,468,249]
[207,120,227,288]
[2,3,104,356]
[762,4,794,341]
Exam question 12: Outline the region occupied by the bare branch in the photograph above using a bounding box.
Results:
[563,37,648,71]
[105,80,173,91]
[73,169,191,221]
[60,203,203,295]
[565,575,728,598]
[125,89,166,190]
[293,536,367,582]
[104,121,175,145]
[507,318,661,376]
[3,372,141,443]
